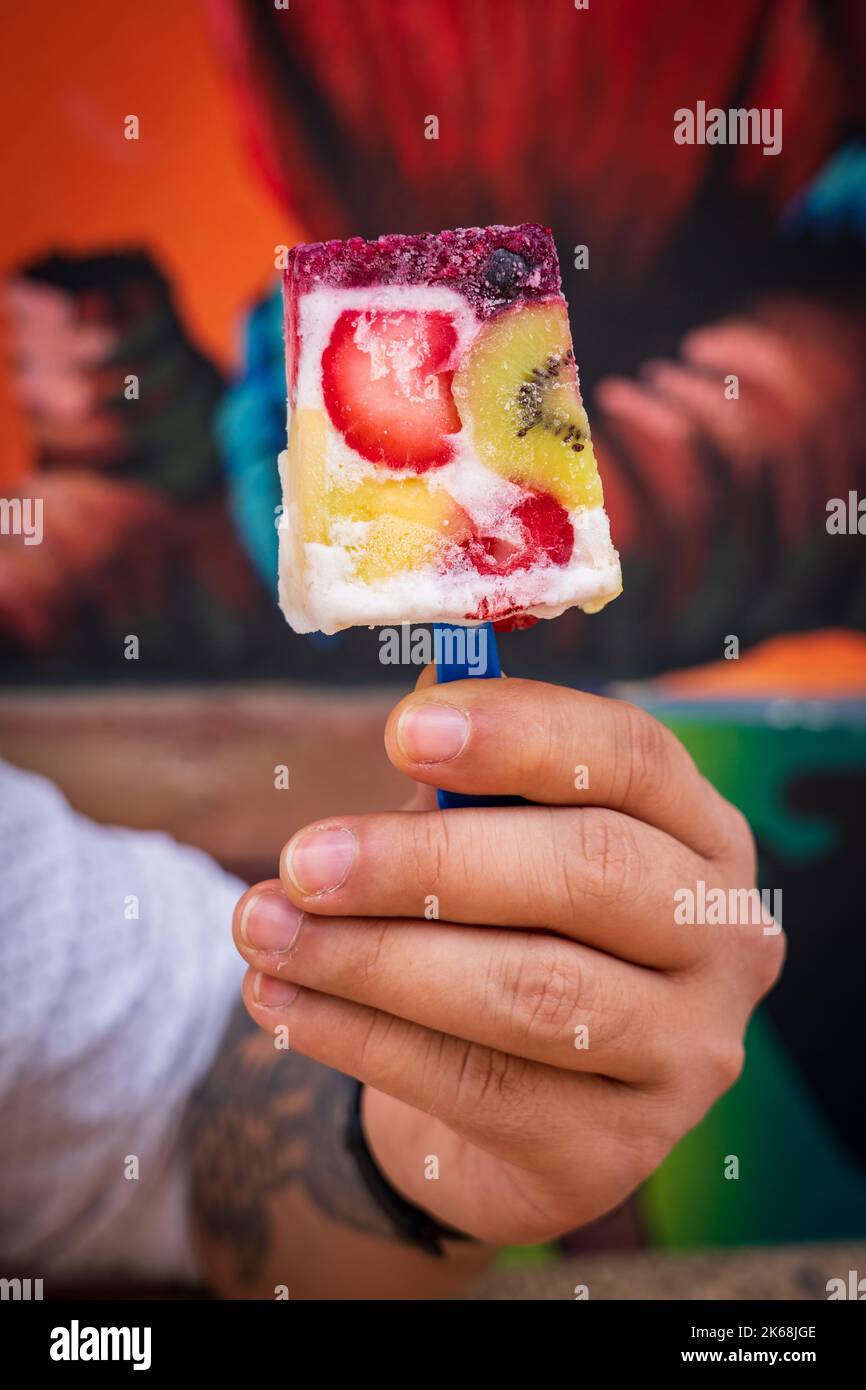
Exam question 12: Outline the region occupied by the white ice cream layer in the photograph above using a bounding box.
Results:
[278,448,621,633]
[279,286,622,634]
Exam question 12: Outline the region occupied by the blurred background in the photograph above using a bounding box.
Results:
[1,0,866,1284]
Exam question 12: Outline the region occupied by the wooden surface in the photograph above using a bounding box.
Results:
[0,684,406,882]
[460,1241,866,1300]
[49,1243,866,1301]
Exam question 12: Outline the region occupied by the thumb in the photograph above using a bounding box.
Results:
[392,664,439,810]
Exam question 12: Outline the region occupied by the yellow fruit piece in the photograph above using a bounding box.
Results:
[452,301,603,510]
[351,515,448,581]
[287,410,466,582]
[288,407,328,544]
[332,478,467,582]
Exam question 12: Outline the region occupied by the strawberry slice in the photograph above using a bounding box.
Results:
[493,614,540,631]
[322,309,461,470]
[464,489,574,576]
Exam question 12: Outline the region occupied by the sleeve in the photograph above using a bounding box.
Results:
[0,760,246,1285]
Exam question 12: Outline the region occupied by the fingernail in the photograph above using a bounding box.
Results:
[254,972,300,1009]
[240,890,303,953]
[397,702,469,764]
[285,824,355,897]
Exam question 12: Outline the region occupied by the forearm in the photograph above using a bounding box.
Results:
[185,1003,492,1299]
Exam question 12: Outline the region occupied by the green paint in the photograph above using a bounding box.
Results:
[635,701,866,1247]
[640,1012,866,1247]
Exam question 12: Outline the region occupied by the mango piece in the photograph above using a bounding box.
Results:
[352,516,445,581]
[288,407,328,544]
[288,413,469,581]
[333,477,470,581]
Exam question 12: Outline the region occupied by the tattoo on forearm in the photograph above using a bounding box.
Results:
[185,1003,398,1284]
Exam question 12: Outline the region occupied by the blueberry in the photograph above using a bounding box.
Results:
[484,248,529,295]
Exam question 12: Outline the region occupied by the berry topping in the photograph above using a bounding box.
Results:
[483,248,529,296]
[463,489,573,576]
[322,309,461,470]
[493,613,540,632]
[285,224,561,321]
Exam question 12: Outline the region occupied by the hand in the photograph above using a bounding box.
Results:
[596,295,866,551]
[233,676,784,1245]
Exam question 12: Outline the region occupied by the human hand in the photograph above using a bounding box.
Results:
[233,676,784,1245]
[596,295,866,551]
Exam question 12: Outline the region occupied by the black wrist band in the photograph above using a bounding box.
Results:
[344,1079,476,1259]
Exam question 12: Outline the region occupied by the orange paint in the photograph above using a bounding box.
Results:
[0,0,299,486]
[655,631,866,698]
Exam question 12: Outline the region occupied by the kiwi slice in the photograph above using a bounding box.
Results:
[515,348,583,445]
[453,302,603,511]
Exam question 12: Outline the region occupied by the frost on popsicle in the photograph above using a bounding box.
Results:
[278,224,621,634]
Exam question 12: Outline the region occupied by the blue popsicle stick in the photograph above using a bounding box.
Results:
[433,621,523,808]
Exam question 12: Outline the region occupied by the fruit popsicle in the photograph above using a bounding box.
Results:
[278,224,621,635]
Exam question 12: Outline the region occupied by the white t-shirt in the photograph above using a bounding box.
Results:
[0,759,246,1285]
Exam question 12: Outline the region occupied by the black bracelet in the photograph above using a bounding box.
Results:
[344,1079,476,1259]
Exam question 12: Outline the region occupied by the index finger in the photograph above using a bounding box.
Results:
[385,677,742,863]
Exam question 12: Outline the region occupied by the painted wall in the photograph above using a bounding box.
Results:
[0,0,298,485]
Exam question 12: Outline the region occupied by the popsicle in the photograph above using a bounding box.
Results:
[278,224,621,635]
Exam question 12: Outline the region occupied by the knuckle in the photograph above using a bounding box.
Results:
[617,1034,748,1175]
[416,815,447,886]
[518,683,563,785]
[417,1029,454,1113]
[572,808,645,909]
[507,940,582,1043]
[702,1037,746,1099]
[725,901,786,998]
[450,1041,526,1119]
[400,814,451,901]
[752,926,787,997]
[356,919,391,985]
[356,1007,403,1071]
[718,800,757,872]
[606,1095,680,1183]
[618,703,676,813]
